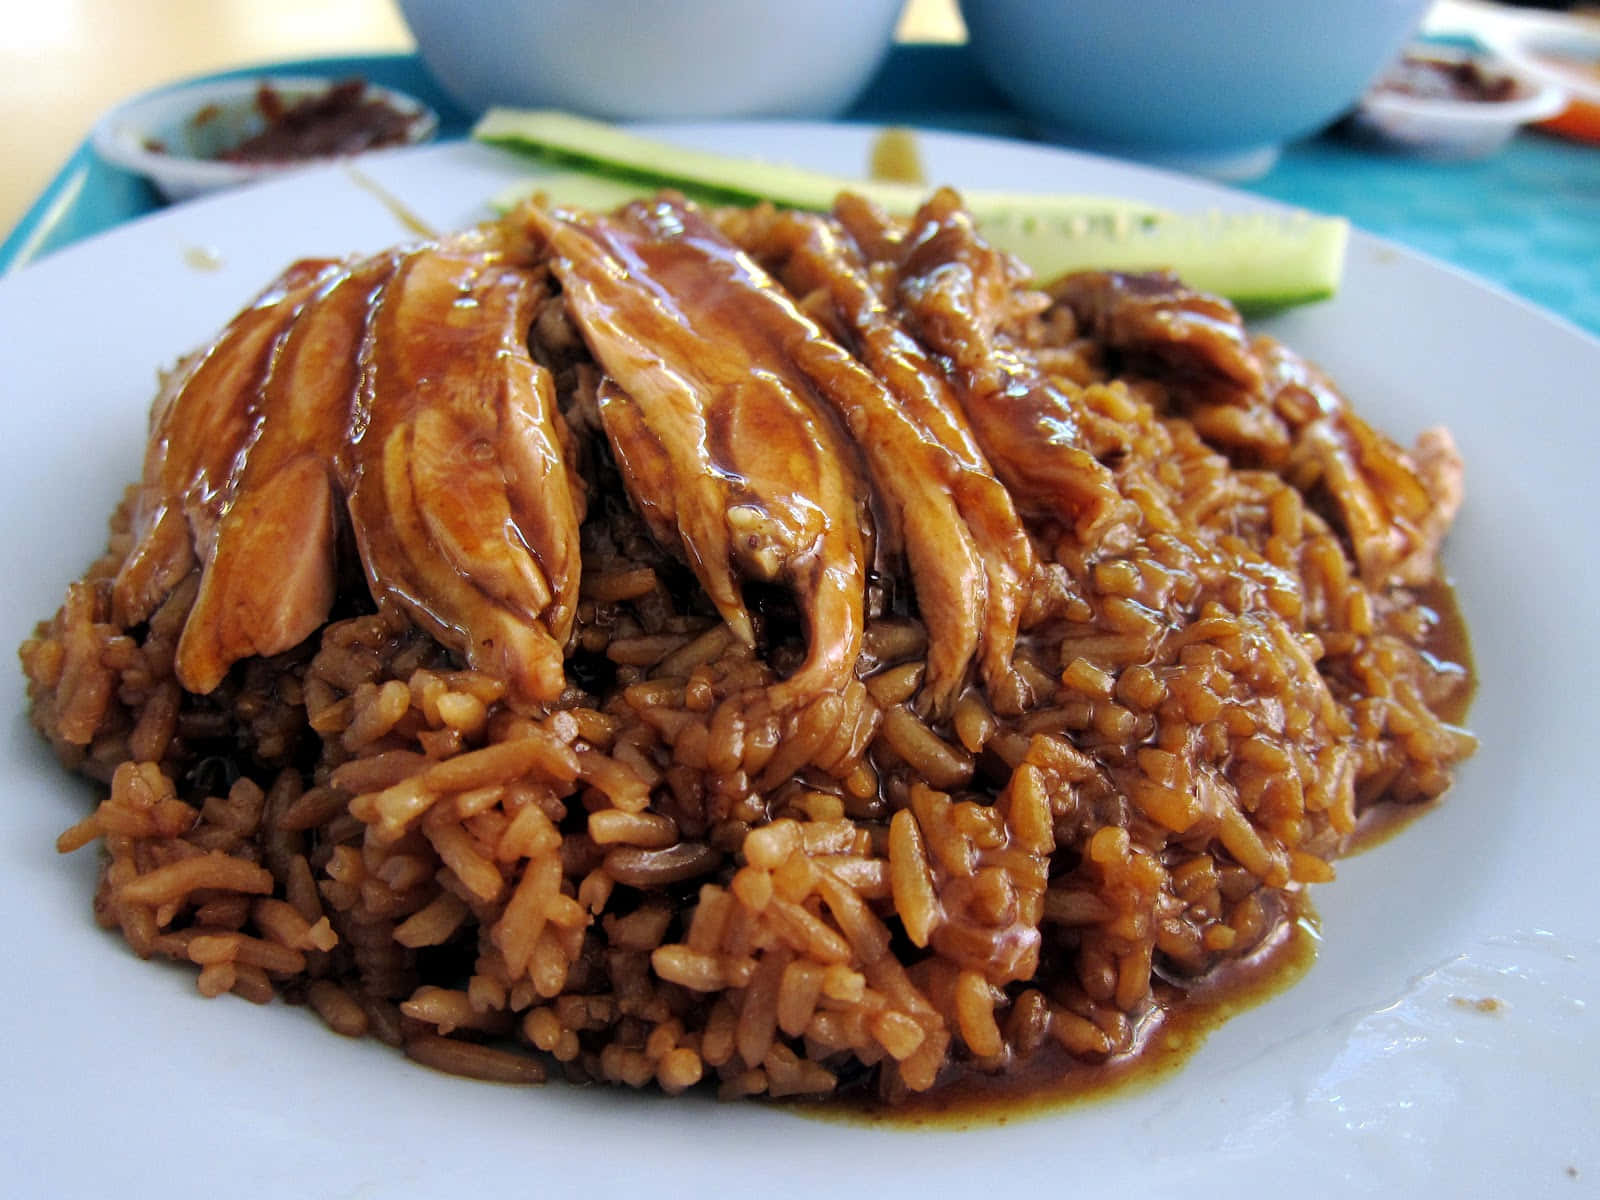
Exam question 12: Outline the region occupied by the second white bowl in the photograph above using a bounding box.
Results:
[396,0,906,120]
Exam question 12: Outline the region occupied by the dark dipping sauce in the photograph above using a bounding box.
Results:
[1377,53,1521,103]
[212,79,420,163]
[796,578,1475,1129]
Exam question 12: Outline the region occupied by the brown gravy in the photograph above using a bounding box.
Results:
[1377,54,1521,104]
[1346,576,1477,857]
[798,912,1317,1128]
[1421,577,1478,726]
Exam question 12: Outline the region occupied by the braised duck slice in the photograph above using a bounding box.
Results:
[344,237,582,706]
[526,197,871,708]
[1049,269,1295,464]
[173,254,398,693]
[764,202,1036,710]
[891,189,1120,540]
[1260,337,1462,588]
[1050,268,1264,396]
[112,258,340,630]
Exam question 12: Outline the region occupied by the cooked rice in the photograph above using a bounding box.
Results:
[17,193,1475,1107]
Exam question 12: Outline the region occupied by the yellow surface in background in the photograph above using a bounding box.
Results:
[0,0,965,237]
[0,0,412,233]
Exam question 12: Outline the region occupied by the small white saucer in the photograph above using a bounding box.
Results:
[1348,47,1566,160]
[92,75,439,202]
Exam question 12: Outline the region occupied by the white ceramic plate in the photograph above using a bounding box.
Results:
[2,129,1596,1200]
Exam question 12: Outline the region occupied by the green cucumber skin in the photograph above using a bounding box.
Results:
[475,107,926,211]
[477,109,1346,309]
[494,172,655,214]
[980,212,1349,310]
[475,108,1163,225]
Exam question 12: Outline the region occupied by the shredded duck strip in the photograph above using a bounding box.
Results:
[526,196,872,709]
[1050,271,1462,587]
[113,258,340,631]
[345,235,582,705]
[1050,268,1264,396]
[757,199,1037,710]
[885,189,1121,540]
[176,254,398,692]
[1258,338,1461,587]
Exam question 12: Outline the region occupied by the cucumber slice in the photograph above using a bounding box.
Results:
[473,108,1161,225]
[494,170,660,215]
[978,209,1349,311]
[476,108,928,211]
[475,109,1347,309]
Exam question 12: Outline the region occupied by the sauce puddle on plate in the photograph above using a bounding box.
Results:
[794,913,1319,1129]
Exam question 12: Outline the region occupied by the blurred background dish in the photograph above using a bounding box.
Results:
[955,0,1434,179]
[91,74,438,201]
[395,0,907,120]
[1345,44,1568,156]
[1473,1,1600,141]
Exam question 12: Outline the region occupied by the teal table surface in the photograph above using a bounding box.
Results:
[4,44,1597,338]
